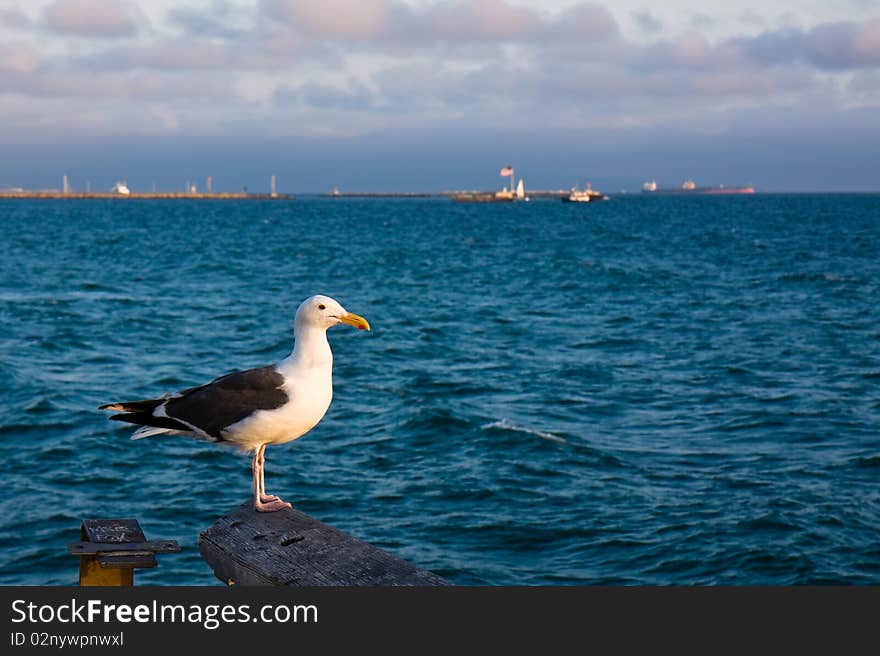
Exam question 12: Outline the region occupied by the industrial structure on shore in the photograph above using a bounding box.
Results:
[0,175,290,200]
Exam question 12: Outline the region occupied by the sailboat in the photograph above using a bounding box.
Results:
[516,179,529,201]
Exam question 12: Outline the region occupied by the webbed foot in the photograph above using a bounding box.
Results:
[254,498,293,513]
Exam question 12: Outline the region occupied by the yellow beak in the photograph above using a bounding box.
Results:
[338,311,371,331]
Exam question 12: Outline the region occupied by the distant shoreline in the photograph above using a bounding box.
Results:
[0,190,566,200]
[0,191,291,200]
[1,190,878,200]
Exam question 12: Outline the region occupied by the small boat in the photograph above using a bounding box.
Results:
[562,183,607,203]
[111,182,131,195]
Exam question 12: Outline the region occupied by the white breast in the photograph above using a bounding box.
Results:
[223,319,336,452]
[223,365,333,451]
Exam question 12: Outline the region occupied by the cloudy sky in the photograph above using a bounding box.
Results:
[1,0,879,192]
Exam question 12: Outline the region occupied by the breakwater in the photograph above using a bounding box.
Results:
[0,191,291,200]
[321,190,572,198]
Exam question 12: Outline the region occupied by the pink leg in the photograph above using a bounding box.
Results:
[257,445,279,503]
[253,444,291,513]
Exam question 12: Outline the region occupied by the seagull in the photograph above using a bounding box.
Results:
[99,295,370,512]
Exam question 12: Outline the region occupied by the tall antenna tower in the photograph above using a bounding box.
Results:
[270,175,277,197]
[63,174,69,193]
[206,176,212,193]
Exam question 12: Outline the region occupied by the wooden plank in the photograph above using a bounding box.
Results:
[199,503,450,586]
[68,540,180,556]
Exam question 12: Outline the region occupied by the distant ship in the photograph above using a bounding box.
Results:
[642,180,755,195]
[561,182,608,203]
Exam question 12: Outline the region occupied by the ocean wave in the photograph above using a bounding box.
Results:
[737,514,799,532]
[778,271,864,285]
[481,419,567,444]
[850,455,880,469]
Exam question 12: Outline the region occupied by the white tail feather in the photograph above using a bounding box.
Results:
[131,426,174,440]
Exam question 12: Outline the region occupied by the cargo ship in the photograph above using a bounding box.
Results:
[642,180,755,194]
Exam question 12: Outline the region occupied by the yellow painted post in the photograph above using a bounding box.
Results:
[70,519,178,586]
[79,557,134,587]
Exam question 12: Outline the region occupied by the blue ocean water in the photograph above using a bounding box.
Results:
[0,194,878,585]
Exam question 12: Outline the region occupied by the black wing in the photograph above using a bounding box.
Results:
[162,365,288,440]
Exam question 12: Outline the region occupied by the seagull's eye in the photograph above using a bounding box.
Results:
[318,304,326,310]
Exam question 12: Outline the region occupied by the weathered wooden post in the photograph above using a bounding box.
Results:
[200,503,449,586]
[68,519,179,586]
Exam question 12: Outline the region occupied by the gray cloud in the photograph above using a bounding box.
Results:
[0,43,41,74]
[632,10,663,34]
[689,13,715,30]
[848,69,880,96]
[0,0,878,187]
[418,0,543,43]
[275,80,376,111]
[44,0,144,37]
[0,67,233,102]
[167,1,253,40]
[261,0,400,41]
[0,7,35,29]
[806,20,880,68]
[549,3,619,41]
[737,19,880,69]
[260,0,619,45]
[92,38,241,71]
[737,10,763,27]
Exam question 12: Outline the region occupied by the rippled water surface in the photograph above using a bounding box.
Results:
[1,194,878,585]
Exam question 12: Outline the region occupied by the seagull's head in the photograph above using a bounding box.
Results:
[296,295,371,332]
